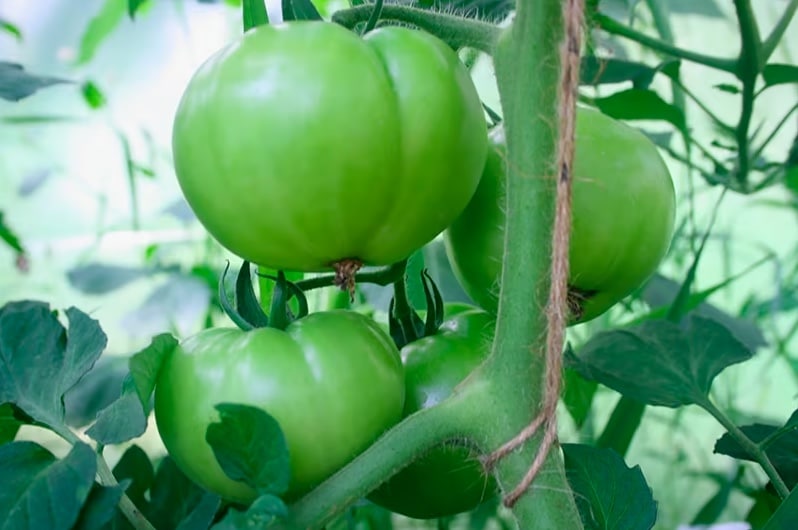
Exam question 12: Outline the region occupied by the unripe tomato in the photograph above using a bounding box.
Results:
[172,21,487,273]
[153,311,404,503]
[444,106,676,323]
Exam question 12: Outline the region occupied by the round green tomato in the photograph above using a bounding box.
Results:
[172,21,487,272]
[153,311,404,503]
[444,106,676,323]
[368,308,498,519]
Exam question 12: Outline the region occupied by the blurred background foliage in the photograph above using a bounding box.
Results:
[1,0,797,528]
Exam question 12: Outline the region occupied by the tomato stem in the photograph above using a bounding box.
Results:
[293,260,406,291]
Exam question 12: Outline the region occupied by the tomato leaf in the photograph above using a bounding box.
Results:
[0,301,107,431]
[67,263,150,294]
[565,315,754,408]
[562,365,597,429]
[0,62,70,102]
[714,420,798,489]
[562,444,657,530]
[211,494,287,529]
[112,445,154,509]
[77,0,127,64]
[593,88,687,135]
[243,0,269,31]
[73,481,130,530]
[763,64,798,88]
[130,333,179,412]
[762,484,798,530]
[0,403,21,444]
[0,441,97,530]
[85,379,147,445]
[146,457,210,530]
[64,355,128,429]
[175,492,222,530]
[206,403,291,496]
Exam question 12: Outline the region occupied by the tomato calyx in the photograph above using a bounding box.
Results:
[219,261,309,331]
[389,269,445,349]
[566,286,599,321]
[331,258,363,299]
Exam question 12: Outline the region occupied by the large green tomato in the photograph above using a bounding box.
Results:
[368,308,498,519]
[153,311,404,503]
[172,21,487,272]
[444,106,676,323]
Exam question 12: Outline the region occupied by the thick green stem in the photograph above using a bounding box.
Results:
[331,5,499,53]
[479,0,582,526]
[594,13,737,73]
[701,399,790,499]
[294,261,405,291]
[732,0,763,189]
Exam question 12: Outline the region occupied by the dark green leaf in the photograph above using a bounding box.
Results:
[714,83,741,94]
[763,484,798,530]
[243,0,269,31]
[0,19,22,40]
[562,444,657,530]
[0,403,21,444]
[112,445,154,509]
[566,315,754,408]
[748,487,782,528]
[763,64,798,88]
[580,56,657,87]
[211,494,287,530]
[146,457,208,530]
[562,365,597,429]
[64,355,128,429]
[0,211,24,254]
[593,88,686,134]
[0,301,107,430]
[0,441,97,530]
[206,403,290,495]
[0,62,70,102]
[77,0,127,64]
[67,263,149,295]
[81,81,106,109]
[175,492,222,530]
[85,381,147,445]
[596,396,646,458]
[128,0,149,18]
[129,333,179,412]
[73,481,129,530]
[714,424,798,488]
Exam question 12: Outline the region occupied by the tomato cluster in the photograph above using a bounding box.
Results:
[156,18,675,522]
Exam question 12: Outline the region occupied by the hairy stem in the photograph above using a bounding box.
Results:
[332,5,499,53]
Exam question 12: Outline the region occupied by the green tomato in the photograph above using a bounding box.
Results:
[172,21,487,272]
[444,106,676,323]
[153,311,404,503]
[368,308,498,519]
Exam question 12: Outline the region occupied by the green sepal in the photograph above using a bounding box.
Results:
[421,269,445,336]
[259,271,309,330]
[236,261,271,329]
[388,269,445,349]
[218,262,257,331]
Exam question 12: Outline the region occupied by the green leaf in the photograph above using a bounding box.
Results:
[580,56,658,88]
[714,423,798,488]
[85,380,147,444]
[763,64,798,88]
[566,315,754,408]
[211,494,287,530]
[0,19,22,40]
[763,484,798,530]
[64,355,128,429]
[128,0,149,18]
[593,88,687,134]
[748,487,783,528]
[714,83,741,94]
[562,365,597,429]
[77,0,127,64]
[243,0,269,31]
[146,457,209,530]
[81,81,106,109]
[562,444,657,530]
[112,445,154,509]
[0,62,70,102]
[0,441,97,530]
[73,481,130,530]
[0,211,24,254]
[0,403,21,444]
[67,263,149,294]
[129,333,179,412]
[206,403,291,495]
[0,301,107,430]
[176,492,222,530]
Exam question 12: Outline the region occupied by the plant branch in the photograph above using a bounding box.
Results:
[594,13,737,73]
[292,261,405,291]
[732,0,763,189]
[751,101,798,163]
[762,0,798,62]
[331,4,499,53]
[702,399,790,499]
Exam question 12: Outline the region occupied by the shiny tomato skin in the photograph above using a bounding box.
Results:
[153,310,404,503]
[172,21,487,272]
[444,106,676,323]
[368,308,498,519]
